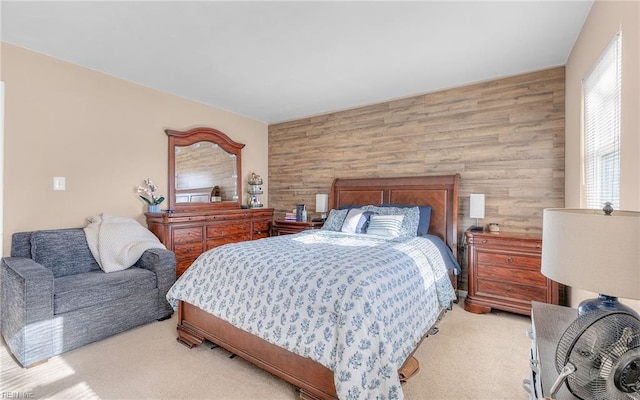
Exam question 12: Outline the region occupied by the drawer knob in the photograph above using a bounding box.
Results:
[506,287,513,292]
[482,239,487,244]
[506,256,514,263]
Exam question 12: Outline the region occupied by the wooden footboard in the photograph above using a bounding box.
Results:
[177,301,446,400]
[178,300,337,400]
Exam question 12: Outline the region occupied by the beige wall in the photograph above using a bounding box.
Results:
[1,43,268,256]
[565,0,640,312]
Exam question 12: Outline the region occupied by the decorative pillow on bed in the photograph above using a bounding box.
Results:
[366,214,404,237]
[340,208,375,234]
[321,209,349,231]
[361,205,420,237]
[383,204,433,236]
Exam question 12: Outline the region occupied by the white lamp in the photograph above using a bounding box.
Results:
[315,193,329,221]
[541,206,640,317]
[469,194,485,231]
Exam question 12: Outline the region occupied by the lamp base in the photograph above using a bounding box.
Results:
[577,294,640,318]
[467,226,484,232]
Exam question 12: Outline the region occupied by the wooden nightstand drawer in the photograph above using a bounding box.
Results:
[472,235,542,251]
[273,220,324,235]
[476,279,547,302]
[477,264,547,286]
[477,251,541,269]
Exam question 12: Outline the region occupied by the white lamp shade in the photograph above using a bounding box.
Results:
[469,194,485,219]
[541,208,640,300]
[315,194,329,213]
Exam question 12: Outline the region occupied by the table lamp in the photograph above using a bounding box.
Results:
[541,205,640,317]
[315,193,329,221]
[469,194,485,231]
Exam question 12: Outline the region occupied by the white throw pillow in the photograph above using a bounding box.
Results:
[340,208,373,234]
[366,214,404,237]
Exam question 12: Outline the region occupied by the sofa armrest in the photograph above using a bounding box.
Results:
[136,248,176,318]
[1,257,56,366]
[1,257,55,321]
[136,248,176,290]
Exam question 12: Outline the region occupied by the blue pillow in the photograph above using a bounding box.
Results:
[382,204,432,236]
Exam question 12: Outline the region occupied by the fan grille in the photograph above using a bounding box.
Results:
[555,310,640,400]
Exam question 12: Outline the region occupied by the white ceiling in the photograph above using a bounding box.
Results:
[1,1,593,124]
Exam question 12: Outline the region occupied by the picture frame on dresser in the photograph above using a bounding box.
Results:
[464,230,565,315]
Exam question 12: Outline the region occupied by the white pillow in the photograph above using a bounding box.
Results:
[366,214,404,237]
[341,208,369,233]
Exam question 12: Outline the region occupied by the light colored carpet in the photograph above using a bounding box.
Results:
[1,299,533,400]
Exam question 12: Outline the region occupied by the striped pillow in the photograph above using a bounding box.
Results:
[366,214,404,237]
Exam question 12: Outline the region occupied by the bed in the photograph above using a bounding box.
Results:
[167,174,461,400]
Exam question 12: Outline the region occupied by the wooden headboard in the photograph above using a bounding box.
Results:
[329,174,461,258]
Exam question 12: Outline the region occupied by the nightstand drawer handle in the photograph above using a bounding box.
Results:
[506,287,513,292]
[506,256,514,263]
[482,239,488,244]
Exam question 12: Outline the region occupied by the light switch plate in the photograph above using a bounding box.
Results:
[53,177,65,191]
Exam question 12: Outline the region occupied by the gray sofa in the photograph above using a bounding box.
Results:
[1,228,176,367]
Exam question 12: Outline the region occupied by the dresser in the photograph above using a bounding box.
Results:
[464,231,564,315]
[273,220,324,235]
[146,208,274,277]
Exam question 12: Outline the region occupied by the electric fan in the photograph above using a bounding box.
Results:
[549,310,640,400]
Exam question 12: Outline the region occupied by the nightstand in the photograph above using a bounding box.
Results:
[464,231,564,315]
[524,302,579,400]
[273,220,324,235]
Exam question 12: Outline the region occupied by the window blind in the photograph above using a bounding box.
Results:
[583,31,622,210]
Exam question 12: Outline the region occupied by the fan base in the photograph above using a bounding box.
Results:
[578,294,640,318]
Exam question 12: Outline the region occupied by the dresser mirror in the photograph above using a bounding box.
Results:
[166,127,245,211]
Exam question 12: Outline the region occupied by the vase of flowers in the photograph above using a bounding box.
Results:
[137,178,164,213]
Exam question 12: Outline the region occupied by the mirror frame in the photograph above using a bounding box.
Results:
[166,127,245,212]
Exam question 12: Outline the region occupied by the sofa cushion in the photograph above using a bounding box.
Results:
[53,267,156,314]
[31,229,100,278]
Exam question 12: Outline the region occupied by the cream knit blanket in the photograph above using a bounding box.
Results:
[84,214,166,273]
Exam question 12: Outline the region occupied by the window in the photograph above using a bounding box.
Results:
[583,31,622,210]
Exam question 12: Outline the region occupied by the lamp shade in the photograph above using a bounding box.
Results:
[315,194,329,213]
[541,208,640,300]
[469,194,485,219]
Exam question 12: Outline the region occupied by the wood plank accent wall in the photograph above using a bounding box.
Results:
[268,67,565,288]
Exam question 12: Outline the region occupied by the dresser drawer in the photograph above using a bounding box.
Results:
[174,242,204,260]
[477,251,541,269]
[173,227,203,244]
[253,220,271,235]
[207,222,251,238]
[176,259,195,277]
[476,279,547,303]
[207,234,251,249]
[477,264,547,286]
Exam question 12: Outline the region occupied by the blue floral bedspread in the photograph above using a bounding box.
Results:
[167,230,457,400]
